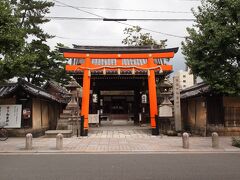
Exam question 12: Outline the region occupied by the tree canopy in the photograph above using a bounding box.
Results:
[122,26,167,48]
[0,0,23,56]
[182,0,240,95]
[0,0,70,85]
[0,0,24,81]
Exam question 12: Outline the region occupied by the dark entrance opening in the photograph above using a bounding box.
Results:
[88,77,149,125]
[101,91,134,121]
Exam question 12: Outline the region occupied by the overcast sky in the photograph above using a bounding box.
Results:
[43,0,201,74]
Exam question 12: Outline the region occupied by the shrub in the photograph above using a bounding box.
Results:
[232,137,240,148]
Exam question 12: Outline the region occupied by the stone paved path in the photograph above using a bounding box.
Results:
[0,123,240,153]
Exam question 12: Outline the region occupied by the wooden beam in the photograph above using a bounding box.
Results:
[66,64,173,72]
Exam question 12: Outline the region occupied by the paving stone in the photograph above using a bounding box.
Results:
[1,125,240,153]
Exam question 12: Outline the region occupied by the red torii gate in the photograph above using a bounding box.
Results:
[60,46,178,136]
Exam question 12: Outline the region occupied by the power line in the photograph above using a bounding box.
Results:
[53,0,187,39]
[118,21,185,38]
[55,35,72,39]
[47,17,103,21]
[54,35,122,41]
[54,4,192,14]
[47,16,195,22]
[53,0,104,18]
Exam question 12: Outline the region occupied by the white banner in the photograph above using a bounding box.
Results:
[0,105,22,128]
[89,114,99,124]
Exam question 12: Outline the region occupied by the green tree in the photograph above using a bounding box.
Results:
[122,26,167,48]
[0,0,24,81]
[0,0,70,85]
[48,43,71,85]
[0,0,23,55]
[13,0,55,86]
[182,0,240,95]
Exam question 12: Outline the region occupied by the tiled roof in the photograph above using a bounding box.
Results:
[0,79,65,103]
[42,80,71,104]
[0,83,18,97]
[59,45,179,54]
[42,80,69,94]
[180,82,210,99]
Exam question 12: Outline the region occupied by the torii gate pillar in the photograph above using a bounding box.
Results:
[80,57,91,136]
[148,57,159,135]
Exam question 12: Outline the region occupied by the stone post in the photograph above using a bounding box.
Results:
[212,132,219,148]
[56,133,63,150]
[182,132,189,149]
[25,133,32,150]
[173,76,182,131]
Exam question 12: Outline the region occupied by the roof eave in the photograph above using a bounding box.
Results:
[59,47,179,54]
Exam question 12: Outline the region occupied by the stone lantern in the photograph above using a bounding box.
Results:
[56,78,82,135]
[158,78,173,117]
[158,78,175,135]
[65,78,81,135]
[65,78,81,114]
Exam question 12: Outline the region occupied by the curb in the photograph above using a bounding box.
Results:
[1,149,240,155]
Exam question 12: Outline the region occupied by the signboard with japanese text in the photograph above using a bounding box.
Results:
[0,105,22,128]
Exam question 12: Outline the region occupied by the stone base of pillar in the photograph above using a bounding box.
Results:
[152,128,159,135]
[81,129,88,136]
[80,116,88,136]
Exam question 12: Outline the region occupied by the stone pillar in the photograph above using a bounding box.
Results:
[25,133,32,150]
[173,76,182,131]
[212,132,219,148]
[182,132,189,149]
[56,133,63,150]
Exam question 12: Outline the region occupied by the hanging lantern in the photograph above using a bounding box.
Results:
[141,94,147,104]
[92,94,98,103]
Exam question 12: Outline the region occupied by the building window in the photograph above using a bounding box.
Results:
[183,85,186,88]
[183,75,186,78]
[183,80,186,83]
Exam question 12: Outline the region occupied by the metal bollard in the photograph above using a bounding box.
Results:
[56,133,63,150]
[212,132,219,148]
[182,132,189,149]
[25,133,33,150]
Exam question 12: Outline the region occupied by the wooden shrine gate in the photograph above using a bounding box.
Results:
[60,46,178,136]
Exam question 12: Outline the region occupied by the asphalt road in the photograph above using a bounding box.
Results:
[1,153,240,180]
